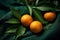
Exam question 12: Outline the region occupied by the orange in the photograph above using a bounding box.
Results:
[30,21,43,33]
[21,14,33,26]
[44,12,56,21]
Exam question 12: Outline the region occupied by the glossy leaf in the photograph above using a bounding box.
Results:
[53,1,58,6]
[15,6,28,14]
[44,24,52,30]
[25,0,32,16]
[9,35,15,40]
[33,9,48,24]
[0,10,6,18]
[33,6,59,11]
[0,11,12,21]
[16,25,26,39]
[5,18,20,24]
[6,28,16,33]
[35,0,39,6]
[10,7,21,19]
[27,6,32,16]
[3,34,15,40]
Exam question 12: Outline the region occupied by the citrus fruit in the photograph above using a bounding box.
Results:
[44,12,56,21]
[21,14,33,26]
[30,21,43,33]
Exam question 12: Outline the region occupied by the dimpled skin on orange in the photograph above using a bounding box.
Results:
[30,21,43,33]
[21,14,33,26]
[44,12,56,21]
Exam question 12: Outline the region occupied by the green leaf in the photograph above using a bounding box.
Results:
[6,28,16,33]
[0,10,7,20]
[9,35,15,40]
[33,6,58,11]
[17,0,25,3]
[3,34,15,40]
[35,0,39,6]
[15,6,28,14]
[33,9,48,24]
[10,7,21,19]
[25,0,32,16]
[16,25,26,39]
[0,11,12,21]
[28,6,32,16]
[0,33,9,40]
[53,1,58,6]
[44,24,52,30]
[5,18,20,24]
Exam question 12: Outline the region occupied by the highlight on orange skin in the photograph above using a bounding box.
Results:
[44,12,56,21]
[21,14,33,26]
[30,21,43,33]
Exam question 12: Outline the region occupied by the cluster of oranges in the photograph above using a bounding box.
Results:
[20,12,56,33]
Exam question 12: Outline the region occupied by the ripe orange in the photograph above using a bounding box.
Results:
[21,14,33,26]
[44,12,56,21]
[30,21,43,33]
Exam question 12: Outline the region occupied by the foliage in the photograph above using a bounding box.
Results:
[0,0,59,40]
